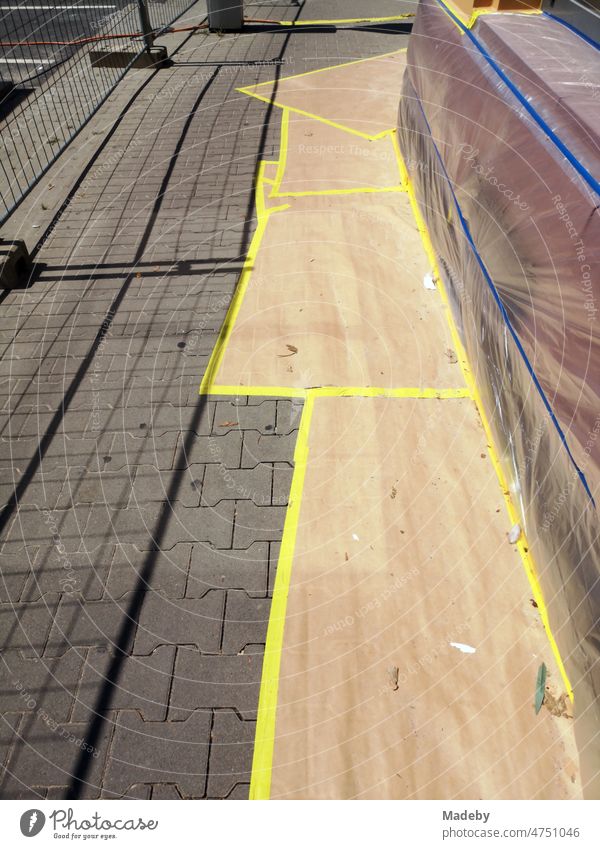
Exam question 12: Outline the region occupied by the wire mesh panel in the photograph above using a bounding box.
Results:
[0,0,201,225]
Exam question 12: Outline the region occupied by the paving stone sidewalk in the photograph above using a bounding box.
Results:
[0,0,411,799]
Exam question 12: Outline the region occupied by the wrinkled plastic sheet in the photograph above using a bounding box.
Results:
[398,0,600,796]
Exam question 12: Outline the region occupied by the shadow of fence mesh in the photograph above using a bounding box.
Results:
[0,0,204,225]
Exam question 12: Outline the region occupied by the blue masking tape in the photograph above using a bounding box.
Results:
[410,84,595,505]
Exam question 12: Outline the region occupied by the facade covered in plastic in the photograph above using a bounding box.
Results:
[398,0,600,795]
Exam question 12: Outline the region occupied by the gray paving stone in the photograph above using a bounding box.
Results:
[102,710,211,799]
[201,463,273,507]
[169,650,264,721]
[21,545,114,602]
[45,785,70,799]
[233,502,287,548]
[0,596,60,657]
[151,783,182,799]
[206,710,255,799]
[2,504,92,552]
[221,592,271,654]
[213,400,277,434]
[272,463,294,507]
[134,591,225,655]
[1,711,114,799]
[130,464,204,509]
[172,431,243,470]
[0,713,25,793]
[0,546,38,603]
[82,501,235,550]
[186,542,268,599]
[0,476,64,510]
[105,543,190,600]
[225,782,250,799]
[0,649,83,723]
[241,431,300,467]
[73,646,175,723]
[84,402,215,440]
[120,782,153,799]
[46,596,138,656]
[0,409,89,441]
[98,431,180,472]
[56,468,137,508]
[275,399,303,435]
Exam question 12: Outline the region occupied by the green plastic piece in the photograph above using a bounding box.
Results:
[535,662,547,714]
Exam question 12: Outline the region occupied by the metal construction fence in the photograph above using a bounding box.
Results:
[0,0,204,226]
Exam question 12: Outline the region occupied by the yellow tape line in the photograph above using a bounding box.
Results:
[249,390,316,801]
[396,140,574,702]
[268,123,405,198]
[276,14,415,26]
[270,108,290,197]
[206,385,307,399]
[239,48,407,91]
[238,52,408,143]
[202,385,470,399]
[238,91,378,141]
[390,128,409,189]
[199,161,280,396]
[467,7,541,29]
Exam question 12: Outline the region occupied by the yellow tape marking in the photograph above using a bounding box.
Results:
[239,48,407,90]
[238,91,379,140]
[268,124,405,198]
[238,52,408,142]
[467,8,541,29]
[199,161,287,395]
[390,128,409,189]
[205,384,307,399]
[270,108,290,197]
[396,139,574,702]
[202,385,470,399]
[275,15,415,26]
[249,390,316,801]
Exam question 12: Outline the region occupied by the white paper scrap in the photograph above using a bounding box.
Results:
[449,642,476,654]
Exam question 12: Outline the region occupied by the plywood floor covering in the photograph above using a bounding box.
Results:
[269,397,580,799]
[212,49,582,799]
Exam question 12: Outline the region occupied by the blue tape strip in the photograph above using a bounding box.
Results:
[543,10,600,52]
[435,0,600,198]
[409,87,595,506]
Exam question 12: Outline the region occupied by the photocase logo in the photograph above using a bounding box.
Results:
[20,810,46,837]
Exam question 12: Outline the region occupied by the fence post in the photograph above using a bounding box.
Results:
[136,0,155,53]
[207,0,244,31]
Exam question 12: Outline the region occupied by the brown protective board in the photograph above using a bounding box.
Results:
[216,193,459,389]
[272,113,402,196]
[270,396,581,799]
[242,50,408,139]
